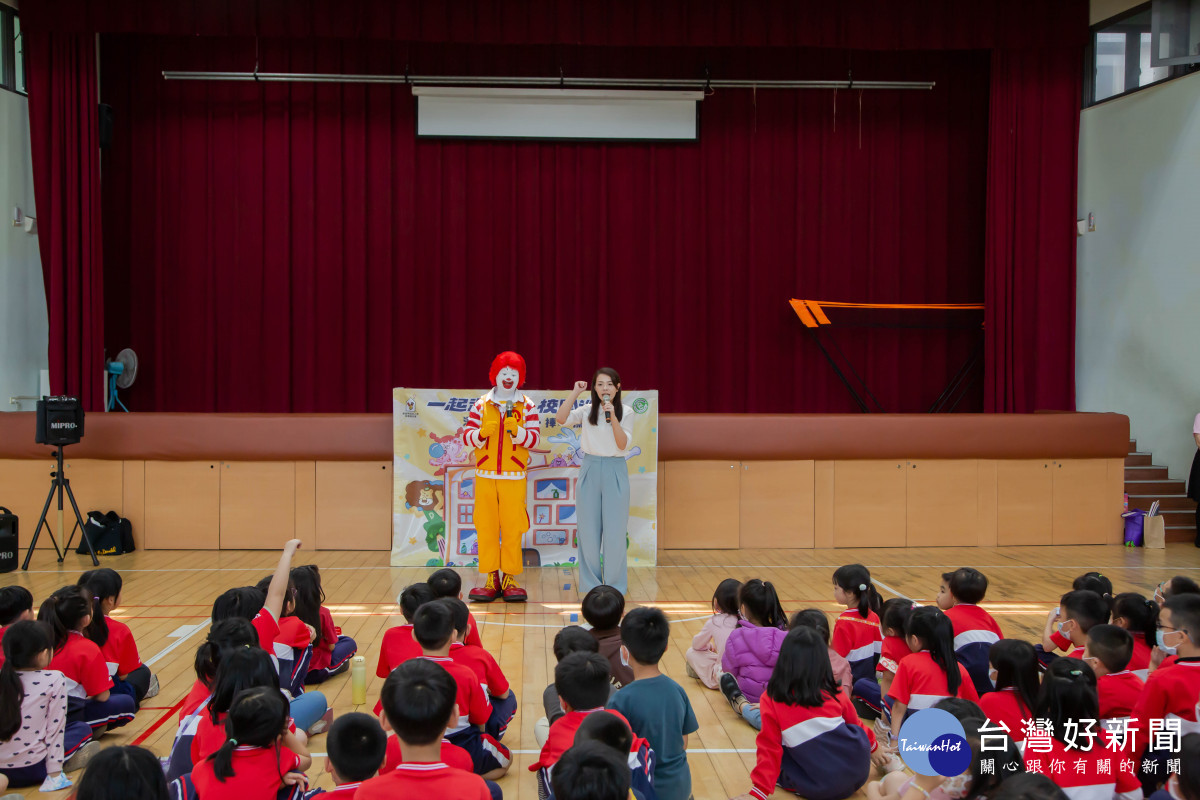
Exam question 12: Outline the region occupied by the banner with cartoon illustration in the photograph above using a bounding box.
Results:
[393,388,659,568]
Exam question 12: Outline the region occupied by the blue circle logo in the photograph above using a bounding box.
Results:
[896,709,970,777]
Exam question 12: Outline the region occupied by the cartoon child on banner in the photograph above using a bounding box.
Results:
[460,351,540,602]
[404,480,445,564]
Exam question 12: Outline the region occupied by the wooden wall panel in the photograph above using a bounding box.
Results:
[145,461,220,549]
[905,460,980,546]
[315,462,392,550]
[660,461,739,548]
[122,460,146,551]
[814,461,835,549]
[832,461,906,547]
[977,460,998,548]
[996,461,1054,546]
[738,461,815,548]
[220,462,296,549]
[1052,459,1111,545]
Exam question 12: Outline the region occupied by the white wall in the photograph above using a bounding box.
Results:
[1076,71,1200,480]
[1091,0,1142,25]
[0,87,49,411]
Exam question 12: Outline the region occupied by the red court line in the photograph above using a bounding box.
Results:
[132,696,188,746]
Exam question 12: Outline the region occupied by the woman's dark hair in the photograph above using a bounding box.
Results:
[78,568,123,649]
[290,565,325,648]
[1035,658,1098,747]
[73,745,169,800]
[880,598,915,637]
[788,609,831,644]
[988,639,1039,718]
[209,687,289,782]
[207,647,280,725]
[712,578,742,617]
[905,606,961,697]
[587,367,624,427]
[0,620,53,741]
[194,618,259,689]
[37,585,92,650]
[833,564,881,619]
[211,586,266,623]
[989,773,1066,800]
[1174,733,1200,800]
[766,626,840,707]
[1112,592,1158,651]
[738,579,786,629]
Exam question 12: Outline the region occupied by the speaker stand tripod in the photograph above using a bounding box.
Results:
[22,445,98,570]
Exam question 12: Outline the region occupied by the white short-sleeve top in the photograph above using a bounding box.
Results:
[563,403,634,458]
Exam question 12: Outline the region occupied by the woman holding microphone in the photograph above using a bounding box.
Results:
[556,369,634,595]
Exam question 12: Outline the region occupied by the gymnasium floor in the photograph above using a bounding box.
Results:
[5,543,1199,799]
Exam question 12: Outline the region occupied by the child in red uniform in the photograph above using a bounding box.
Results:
[376,583,436,680]
[1111,592,1158,680]
[1133,594,1200,795]
[1085,624,1144,722]
[291,565,358,684]
[831,564,883,685]
[531,652,643,799]
[0,586,35,670]
[356,660,491,800]
[978,639,1040,747]
[937,567,1003,697]
[428,568,483,647]
[852,599,914,723]
[191,648,309,766]
[410,601,509,779]
[184,686,311,800]
[78,568,157,705]
[1024,658,1141,800]
[1040,584,1110,667]
[887,606,978,744]
[309,713,387,798]
[38,586,136,736]
[442,597,517,740]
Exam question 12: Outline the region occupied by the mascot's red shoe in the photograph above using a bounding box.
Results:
[469,571,501,603]
[501,573,527,603]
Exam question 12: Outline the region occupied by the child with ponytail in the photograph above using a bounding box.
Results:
[685,578,741,690]
[0,621,96,790]
[886,606,977,744]
[291,565,357,683]
[183,686,311,800]
[78,568,158,705]
[1110,592,1158,680]
[832,564,883,685]
[1027,659,1141,800]
[719,579,787,730]
[38,586,136,737]
[978,639,1040,747]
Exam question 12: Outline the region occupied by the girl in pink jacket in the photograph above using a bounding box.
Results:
[685,579,741,689]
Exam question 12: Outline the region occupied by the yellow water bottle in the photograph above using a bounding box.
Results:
[351,655,366,706]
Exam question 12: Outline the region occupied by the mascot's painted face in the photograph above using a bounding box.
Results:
[494,366,520,394]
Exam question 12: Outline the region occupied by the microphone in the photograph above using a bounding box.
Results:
[602,393,612,423]
[504,399,513,418]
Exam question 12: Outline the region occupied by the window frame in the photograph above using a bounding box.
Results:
[0,3,26,96]
[1084,2,1196,108]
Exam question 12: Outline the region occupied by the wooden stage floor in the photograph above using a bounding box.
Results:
[5,543,1199,799]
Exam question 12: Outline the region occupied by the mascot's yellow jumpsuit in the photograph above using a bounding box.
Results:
[461,355,540,601]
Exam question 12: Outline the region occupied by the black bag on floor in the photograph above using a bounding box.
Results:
[77,510,135,557]
[0,507,17,573]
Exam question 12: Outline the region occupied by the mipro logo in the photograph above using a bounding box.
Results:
[50,421,78,429]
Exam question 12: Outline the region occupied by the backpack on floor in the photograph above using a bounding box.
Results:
[0,506,17,573]
[76,510,135,556]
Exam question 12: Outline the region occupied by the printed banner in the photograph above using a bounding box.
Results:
[392,388,659,568]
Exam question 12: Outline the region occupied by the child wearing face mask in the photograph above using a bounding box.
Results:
[1039,589,1109,665]
[977,639,1040,748]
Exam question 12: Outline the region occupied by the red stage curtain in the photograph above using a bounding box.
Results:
[25,32,106,410]
[99,41,989,413]
[984,48,1082,412]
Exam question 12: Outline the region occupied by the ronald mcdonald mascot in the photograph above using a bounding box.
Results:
[462,352,540,602]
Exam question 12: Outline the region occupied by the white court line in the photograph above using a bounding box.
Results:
[872,580,912,602]
[476,615,712,630]
[145,622,209,667]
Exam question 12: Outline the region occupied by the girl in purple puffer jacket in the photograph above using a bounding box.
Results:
[718,579,787,730]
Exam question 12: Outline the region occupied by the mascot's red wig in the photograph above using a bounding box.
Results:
[488,351,527,387]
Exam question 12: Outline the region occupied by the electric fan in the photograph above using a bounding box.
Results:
[104,348,138,412]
